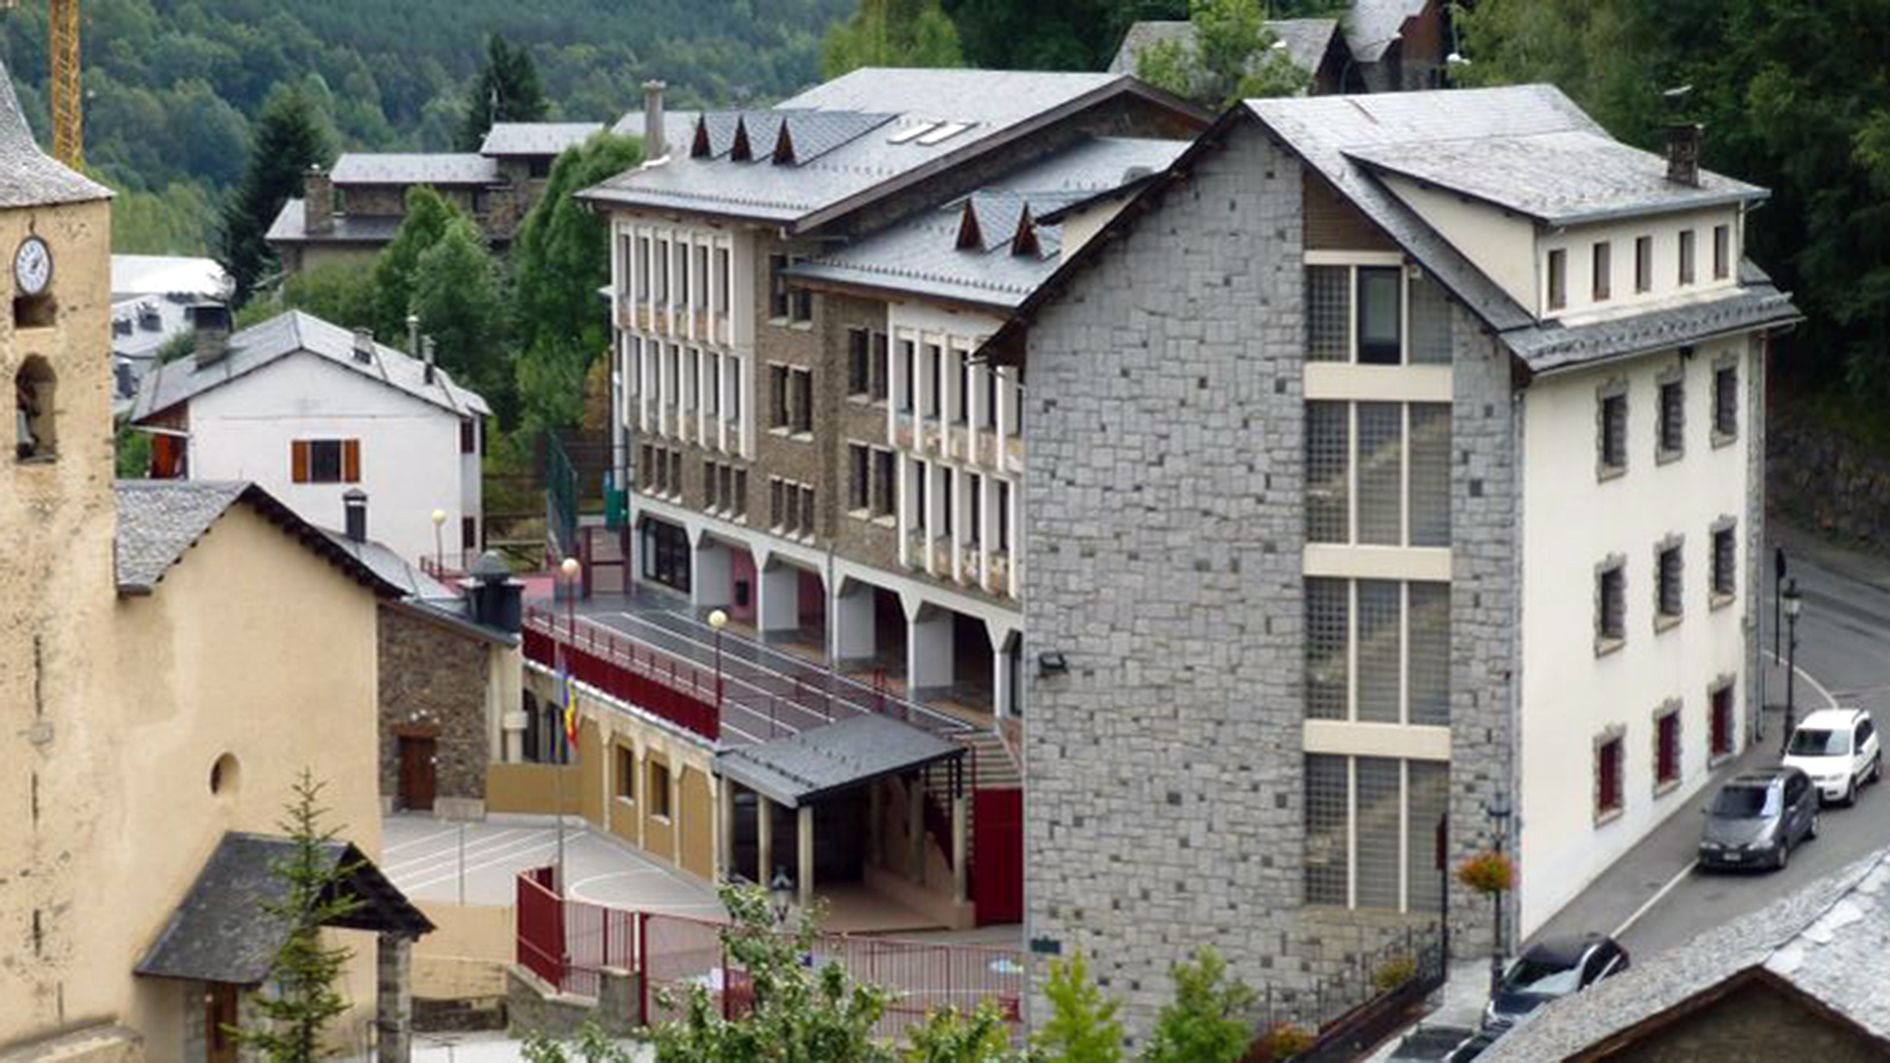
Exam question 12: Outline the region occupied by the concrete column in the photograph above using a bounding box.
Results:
[896,454,912,568]
[756,793,774,884]
[636,749,648,848]
[671,765,686,870]
[834,582,876,664]
[1006,480,1020,598]
[908,771,926,885]
[907,605,954,696]
[796,804,815,908]
[990,626,1014,719]
[978,474,994,593]
[950,466,964,584]
[376,935,413,1063]
[758,563,800,637]
[693,538,732,611]
[717,778,734,880]
[995,366,1011,461]
[951,793,968,905]
[924,461,941,576]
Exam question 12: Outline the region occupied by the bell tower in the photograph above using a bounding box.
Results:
[0,56,116,1038]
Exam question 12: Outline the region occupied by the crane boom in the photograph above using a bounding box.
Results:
[48,0,80,168]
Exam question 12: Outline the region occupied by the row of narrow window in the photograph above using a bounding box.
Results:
[1598,362,1738,475]
[1596,522,1739,649]
[1550,224,1733,311]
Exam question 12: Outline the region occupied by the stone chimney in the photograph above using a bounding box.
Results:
[305,166,334,234]
[189,303,234,368]
[466,550,523,633]
[643,79,668,161]
[422,335,437,385]
[343,488,368,543]
[351,328,375,364]
[1666,122,1702,187]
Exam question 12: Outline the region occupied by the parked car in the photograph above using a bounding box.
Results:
[1389,1024,1477,1061]
[1483,933,1630,1030]
[1782,707,1882,805]
[1698,768,1819,871]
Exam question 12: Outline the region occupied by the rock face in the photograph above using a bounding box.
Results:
[1767,410,1890,546]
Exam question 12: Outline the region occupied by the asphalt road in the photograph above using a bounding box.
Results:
[1606,530,1890,958]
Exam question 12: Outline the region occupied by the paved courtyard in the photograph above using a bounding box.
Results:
[381,811,724,916]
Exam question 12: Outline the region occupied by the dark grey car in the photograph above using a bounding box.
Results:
[1698,768,1818,871]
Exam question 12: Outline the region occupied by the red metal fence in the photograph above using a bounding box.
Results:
[516,870,1025,1042]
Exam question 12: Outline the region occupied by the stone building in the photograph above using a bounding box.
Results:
[1,58,429,1063]
[990,85,1796,1034]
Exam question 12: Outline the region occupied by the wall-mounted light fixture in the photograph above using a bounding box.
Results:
[1037,651,1069,677]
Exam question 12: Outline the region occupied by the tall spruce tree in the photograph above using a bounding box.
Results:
[235,771,363,1063]
[218,87,329,305]
[457,34,549,151]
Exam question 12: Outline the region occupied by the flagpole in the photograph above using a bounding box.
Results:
[558,555,581,895]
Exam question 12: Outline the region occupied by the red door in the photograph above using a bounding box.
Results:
[972,788,1023,926]
[206,983,239,1063]
[399,736,437,812]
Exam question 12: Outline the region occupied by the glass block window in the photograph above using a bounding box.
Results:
[1408,403,1451,547]
[1356,580,1403,724]
[1305,755,1350,905]
[1407,583,1451,726]
[1307,266,1351,362]
[1356,402,1404,545]
[1306,578,1350,720]
[1409,272,1453,365]
[1306,401,1350,543]
[1405,760,1449,913]
[1355,757,1403,909]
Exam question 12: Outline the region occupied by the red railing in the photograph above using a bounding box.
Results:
[523,612,722,742]
[517,869,1024,1041]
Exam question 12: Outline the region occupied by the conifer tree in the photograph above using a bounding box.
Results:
[457,34,549,151]
[219,87,329,304]
[1032,952,1125,1063]
[1139,948,1254,1063]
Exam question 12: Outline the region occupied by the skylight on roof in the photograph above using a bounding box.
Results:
[915,122,972,146]
[888,122,939,144]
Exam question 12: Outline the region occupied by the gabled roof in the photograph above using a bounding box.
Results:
[0,57,110,209]
[131,309,490,423]
[111,254,232,302]
[265,199,406,246]
[330,153,499,186]
[980,86,1800,377]
[1346,0,1432,62]
[1109,18,1342,81]
[114,481,406,598]
[579,68,1207,233]
[1347,129,1767,227]
[1482,847,1890,1061]
[479,121,604,157]
[135,832,432,984]
[789,136,1187,310]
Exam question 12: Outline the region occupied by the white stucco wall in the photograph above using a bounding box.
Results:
[1516,335,1756,934]
[1539,206,1744,322]
[185,354,474,566]
[1382,176,1539,309]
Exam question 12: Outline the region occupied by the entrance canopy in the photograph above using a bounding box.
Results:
[716,713,963,808]
[135,831,433,984]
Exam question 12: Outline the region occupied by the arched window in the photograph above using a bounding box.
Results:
[14,356,55,462]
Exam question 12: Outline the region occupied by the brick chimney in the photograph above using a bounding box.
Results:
[1666,122,1702,187]
[305,165,335,234]
[643,79,668,161]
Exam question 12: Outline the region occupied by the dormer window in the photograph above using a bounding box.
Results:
[14,356,56,463]
[1713,224,1730,280]
[1547,249,1567,311]
[1678,230,1697,286]
[1591,241,1611,301]
[1634,236,1652,293]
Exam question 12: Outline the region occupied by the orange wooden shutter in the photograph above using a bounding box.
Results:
[291,440,310,483]
[342,439,361,483]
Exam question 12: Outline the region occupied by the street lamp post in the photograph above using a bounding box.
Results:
[708,608,728,717]
[556,555,581,892]
[1781,578,1802,753]
[431,508,447,574]
[1486,794,1512,997]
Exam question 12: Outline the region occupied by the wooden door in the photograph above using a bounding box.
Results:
[972,788,1023,925]
[206,982,239,1063]
[399,736,437,812]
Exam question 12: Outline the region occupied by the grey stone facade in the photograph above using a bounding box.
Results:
[1023,123,1314,1034]
[378,604,492,809]
[1022,117,1524,1036]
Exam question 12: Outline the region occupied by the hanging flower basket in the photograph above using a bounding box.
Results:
[1456,849,1516,895]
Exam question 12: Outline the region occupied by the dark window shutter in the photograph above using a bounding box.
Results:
[342,439,361,482]
[291,440,311,483]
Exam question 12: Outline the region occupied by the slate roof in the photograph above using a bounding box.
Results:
[131,309,490,423]
[611,109,704,154]
[135,832,432,984]
[480,121,604,157]
[0,57,110,208]
[580,68,1203,231]
[1482,847,1890,1061]
[266,198,406,245]
[318,528,456,601]
[111,254,232,302]
[1347,130,1767,226]
[114,481,403,597]
[715,713,964,808]
[1346,0,1431,62]
[1108,18,1341,80]
[329,153,499,186]
[789,136,1187,308]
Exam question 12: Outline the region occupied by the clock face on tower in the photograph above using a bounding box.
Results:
[15,236,52,297]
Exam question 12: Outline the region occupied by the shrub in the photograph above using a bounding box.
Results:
[1249,1022,1315,1062]
[1371,956,1417,993]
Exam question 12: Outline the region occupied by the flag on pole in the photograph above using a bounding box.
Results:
[559,656,579,751]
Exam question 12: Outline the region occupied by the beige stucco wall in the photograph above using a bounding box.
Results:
[412,902,511,1000]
